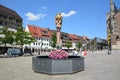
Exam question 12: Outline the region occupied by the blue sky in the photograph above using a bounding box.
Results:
[0,0,120,39]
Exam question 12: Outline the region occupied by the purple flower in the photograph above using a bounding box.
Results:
[48,49,68,59]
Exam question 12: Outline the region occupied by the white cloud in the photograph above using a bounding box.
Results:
[61,10,76,17]
[25,12,47,21]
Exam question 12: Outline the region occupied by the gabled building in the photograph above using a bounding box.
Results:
[106,0,120,49]
[25,24,90,51]
[68,34,81,49]
[25,24,52,51]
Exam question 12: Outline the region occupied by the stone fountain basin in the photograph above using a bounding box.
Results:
[32,56,84,74]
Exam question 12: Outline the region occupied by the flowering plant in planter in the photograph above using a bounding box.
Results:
[48,49,68,59]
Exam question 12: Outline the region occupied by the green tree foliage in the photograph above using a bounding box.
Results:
[50,32,57,48]
[0,27,14,47]
[14,27,36,46]
[0,26,36,53]
[65,41,72,49]
[76,42,82,49]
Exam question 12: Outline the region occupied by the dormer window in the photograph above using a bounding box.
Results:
[42,30,49,37]
[42,31,48,34]
[34,33,37,36]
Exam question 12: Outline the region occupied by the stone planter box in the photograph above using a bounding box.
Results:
[32,56,84,74]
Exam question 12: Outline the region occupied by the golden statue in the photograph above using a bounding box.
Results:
[55,13,63,48]
[55,13,62,31]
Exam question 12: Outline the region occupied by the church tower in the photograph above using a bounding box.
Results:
[106,0,120,49]
[110,0,116,34]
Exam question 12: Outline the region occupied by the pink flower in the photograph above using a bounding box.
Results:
[48,49,68,59]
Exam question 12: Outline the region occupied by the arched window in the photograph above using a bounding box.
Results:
[116,36,119,40]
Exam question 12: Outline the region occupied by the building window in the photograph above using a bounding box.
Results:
[0,14,2,18]
[0,21,3,25]
[16,19,20,24]
[38,42,40,45]
[33,43,35,45]
[3,16,7,20]
[116,36,119,40]
[43,31,47,34]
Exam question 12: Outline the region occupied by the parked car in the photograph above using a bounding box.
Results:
[7,48,23,56]
[24,48,33,56]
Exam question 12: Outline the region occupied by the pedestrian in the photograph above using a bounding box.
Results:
[32,49,34,54]
[82,50,87,57]
[73,49,78,56]
[92,49,94,53]
[38,49,40,55]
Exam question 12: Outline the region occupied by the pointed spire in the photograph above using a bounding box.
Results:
[110,0,113,3]
[110,0,115,12]
[110,0,118,13]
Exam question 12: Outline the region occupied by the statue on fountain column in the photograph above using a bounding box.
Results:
[55,13,62,31]
[55,13,63,49]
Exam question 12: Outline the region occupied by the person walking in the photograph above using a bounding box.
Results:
[82,50,87,57]
[73,49,78,56]
[38,49,40,55]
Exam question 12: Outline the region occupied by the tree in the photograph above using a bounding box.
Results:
[0,27,14,52]
[65,41,72,50]
[14,27,36,51]
[76,42,82,50]
[50,32,57,48]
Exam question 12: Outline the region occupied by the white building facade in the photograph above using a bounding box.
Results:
[24,25,53,52]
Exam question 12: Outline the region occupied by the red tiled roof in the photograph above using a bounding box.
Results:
[27,24,90,43]
[82,36,90,43]
[27,24,50,38]
[69,34,80,41]
[83,36,89,40]
[49,30,56,38]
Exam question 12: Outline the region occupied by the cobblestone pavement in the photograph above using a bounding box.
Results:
[0,50,120,80]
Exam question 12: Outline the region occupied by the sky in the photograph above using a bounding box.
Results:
[0,0,120,39]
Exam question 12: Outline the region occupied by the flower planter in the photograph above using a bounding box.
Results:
[32,56,84,74]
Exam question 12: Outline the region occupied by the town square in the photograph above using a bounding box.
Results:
[0,0,120,80]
